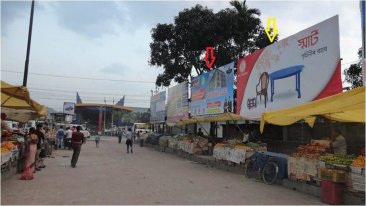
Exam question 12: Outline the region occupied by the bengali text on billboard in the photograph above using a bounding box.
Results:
[236,15,342,119]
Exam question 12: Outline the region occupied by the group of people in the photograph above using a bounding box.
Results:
[56,126,76,150]
[20,124,47,180]
[20,124,86,180]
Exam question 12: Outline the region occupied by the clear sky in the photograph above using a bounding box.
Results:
[1,0,362,111]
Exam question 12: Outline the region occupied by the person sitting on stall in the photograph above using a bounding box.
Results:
[331,127,347,155]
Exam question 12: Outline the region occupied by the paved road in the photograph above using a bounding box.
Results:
[2,136,323,205]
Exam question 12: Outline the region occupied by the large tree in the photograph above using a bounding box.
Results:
[149,0,277,86]
[344,48,363,88]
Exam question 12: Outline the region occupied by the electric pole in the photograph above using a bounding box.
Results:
[23,0,35,87]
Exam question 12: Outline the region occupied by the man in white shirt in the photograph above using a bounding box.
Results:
[66,127,73,139]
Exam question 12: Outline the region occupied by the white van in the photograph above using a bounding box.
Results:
[132,123,150,133]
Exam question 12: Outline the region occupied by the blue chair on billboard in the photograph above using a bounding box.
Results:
[269,65,304,102]
[256,72,269,108]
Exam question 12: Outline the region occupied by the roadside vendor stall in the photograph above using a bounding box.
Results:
[1,80,48,178]
[260,87,365,203]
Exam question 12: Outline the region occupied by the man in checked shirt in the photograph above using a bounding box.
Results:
[71,126,86,168]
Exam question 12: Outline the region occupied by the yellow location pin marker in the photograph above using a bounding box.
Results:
[265,17,279,43]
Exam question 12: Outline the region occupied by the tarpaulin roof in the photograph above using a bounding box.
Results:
[260,86,365,133]
[1,107,42,123]
[176,113,245,126]
[1,80,48,122]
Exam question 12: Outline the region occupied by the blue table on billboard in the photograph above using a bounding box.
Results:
[269,65,304,102]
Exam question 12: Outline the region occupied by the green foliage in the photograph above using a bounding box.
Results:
[344,48,363,88]
[149,0,278,86]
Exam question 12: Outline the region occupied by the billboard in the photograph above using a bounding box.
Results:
[190,62,235,116]
[236,15,342,119]
[150,91,166,123]
[167,81,189,123]
[63,102,75,115]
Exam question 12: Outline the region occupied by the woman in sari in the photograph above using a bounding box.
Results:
[20,128,38,180]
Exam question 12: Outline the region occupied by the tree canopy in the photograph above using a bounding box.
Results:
[149,0,277,87]
[344,48,363,89]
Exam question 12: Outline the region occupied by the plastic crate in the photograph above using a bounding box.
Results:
[321,180,344,205]
[320,168,346,183]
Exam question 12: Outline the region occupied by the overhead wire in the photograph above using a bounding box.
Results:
[0,69,156,84]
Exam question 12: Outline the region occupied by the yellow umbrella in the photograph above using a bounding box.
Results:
[1,80,48,119]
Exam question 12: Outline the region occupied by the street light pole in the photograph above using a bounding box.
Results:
[23,0,35,87]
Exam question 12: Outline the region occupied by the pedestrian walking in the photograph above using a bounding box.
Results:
[71,126,86,168]
[126,128,133,153]
[20,128,37,180]
[95,132,101,148]
[118,132,122,143]
[56,126,65,150]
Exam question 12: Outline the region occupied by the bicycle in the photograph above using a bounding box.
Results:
[244,150,279,185]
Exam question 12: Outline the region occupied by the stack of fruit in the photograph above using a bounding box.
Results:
[293,142,329,159]
[351,155,365,167]
[319,154,356,166]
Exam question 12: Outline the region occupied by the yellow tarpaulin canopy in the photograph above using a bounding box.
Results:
[260,86,365,133]
[1,80,48,122]
[176,113,245,126]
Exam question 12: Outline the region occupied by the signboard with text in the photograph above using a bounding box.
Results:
[236,15,342,119]
[150,91,166,123]
[190,62,235,116]
[167,81,189,123]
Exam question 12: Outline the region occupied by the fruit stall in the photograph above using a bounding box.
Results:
[1,132,26,178]
[176,135,209,155]
[213,140,267,164]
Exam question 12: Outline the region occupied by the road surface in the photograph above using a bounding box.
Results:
[1,136,323,205]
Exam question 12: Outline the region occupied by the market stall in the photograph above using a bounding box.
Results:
[259,87,365,203]
[1,80,48,178]
[213,140,266,164]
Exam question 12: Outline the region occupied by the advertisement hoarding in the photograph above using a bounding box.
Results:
[167,81,189,123]
[150,91,166,123]
[190,62,235,116]
[63,102,75,115]
[236,15,342,119]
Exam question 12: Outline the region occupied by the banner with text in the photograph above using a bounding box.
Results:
[150,91,166,123]
[191,62,235,116]
[236,15,342,119]
[167,81,189,123]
